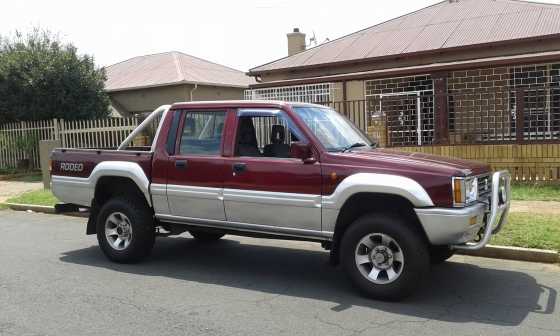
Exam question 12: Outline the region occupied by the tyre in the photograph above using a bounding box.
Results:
[189,230,225,242]
[340,213,430,301]
[430,246,455,265]
[96,196,155,263]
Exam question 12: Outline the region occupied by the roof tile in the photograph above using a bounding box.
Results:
[250,0,560,73]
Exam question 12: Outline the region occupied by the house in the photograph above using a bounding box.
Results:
[246,0,560,181]
[105,51,254,116]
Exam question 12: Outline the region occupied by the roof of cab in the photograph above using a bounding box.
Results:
[170,100,327,110]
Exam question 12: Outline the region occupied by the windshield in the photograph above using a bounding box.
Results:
[293,106,373,152]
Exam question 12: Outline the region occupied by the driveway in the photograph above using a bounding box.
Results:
[0,210,558,336]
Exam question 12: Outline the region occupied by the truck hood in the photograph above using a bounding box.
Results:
[328,148,490,177]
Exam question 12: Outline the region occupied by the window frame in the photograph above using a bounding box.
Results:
[233,108,308,160]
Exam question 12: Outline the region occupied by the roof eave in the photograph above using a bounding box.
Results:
[248,33,560,76]
[248,49,560,89]
[105,80,250,93]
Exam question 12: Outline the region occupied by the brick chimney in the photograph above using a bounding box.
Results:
[287,28,306,56]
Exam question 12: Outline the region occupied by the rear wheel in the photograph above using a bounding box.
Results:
[189,230,225,242]
[96,197,155,263]
[341,213,429,301]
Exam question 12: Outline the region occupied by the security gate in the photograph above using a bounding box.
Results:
[371,91,434,146]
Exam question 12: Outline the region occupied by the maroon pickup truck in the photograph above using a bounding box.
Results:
[51,101,511,300]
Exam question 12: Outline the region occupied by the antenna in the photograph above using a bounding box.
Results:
[306,31,329,47]
[307,31,317,47]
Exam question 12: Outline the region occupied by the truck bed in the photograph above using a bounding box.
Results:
[50,147,153,179]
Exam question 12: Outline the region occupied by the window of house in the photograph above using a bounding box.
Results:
[235,109,305,158]
[509,64,560,140]
[179,111,226,155]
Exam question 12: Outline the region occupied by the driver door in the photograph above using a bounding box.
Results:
[222,108,322,231]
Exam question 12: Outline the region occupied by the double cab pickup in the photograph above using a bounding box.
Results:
[51,101,511,300]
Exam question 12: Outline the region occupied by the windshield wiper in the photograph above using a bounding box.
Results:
[341,142,368,153]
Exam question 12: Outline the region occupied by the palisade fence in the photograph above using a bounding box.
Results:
[0,117,139,169]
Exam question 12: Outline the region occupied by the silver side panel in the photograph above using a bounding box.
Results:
[51,175,92,207]
[156,214,333,241]
[150,183,170,215]
[52,161,152,207]
[167,185,226,220]
[321,173,434,232]
[223,188,322,231]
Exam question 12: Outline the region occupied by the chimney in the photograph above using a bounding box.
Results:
[287,28,306,56]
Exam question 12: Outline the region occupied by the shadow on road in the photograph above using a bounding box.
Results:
[60,236,556,326]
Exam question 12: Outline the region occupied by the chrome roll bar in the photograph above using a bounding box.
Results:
[452,170,511,250]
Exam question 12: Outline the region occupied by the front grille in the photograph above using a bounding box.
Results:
[477,174,492,199]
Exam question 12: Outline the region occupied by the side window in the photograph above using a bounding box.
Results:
[179,111,225,155]
[235,110,304,158]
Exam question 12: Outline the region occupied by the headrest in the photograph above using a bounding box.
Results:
[270,124,285,144]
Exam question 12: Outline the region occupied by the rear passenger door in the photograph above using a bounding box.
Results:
[166,110,228,220]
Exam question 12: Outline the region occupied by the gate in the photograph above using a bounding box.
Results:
[371,92,434,146]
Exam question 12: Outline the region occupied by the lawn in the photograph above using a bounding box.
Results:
[492,213,560,251]
[511,184,560,202]
[5,189,59,207]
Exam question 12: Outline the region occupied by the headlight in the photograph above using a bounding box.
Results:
[452,176,478,207]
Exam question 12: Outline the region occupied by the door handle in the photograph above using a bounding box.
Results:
[175,160,188,170]
[232,162,246,174]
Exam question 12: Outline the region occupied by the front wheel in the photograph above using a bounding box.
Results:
[96,197,155,263]
[340,213,430,301]
[430,246,455,264]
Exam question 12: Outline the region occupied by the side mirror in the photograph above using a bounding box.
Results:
[290,142,315,164]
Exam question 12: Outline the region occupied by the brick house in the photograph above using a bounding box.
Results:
[246,0,560,180]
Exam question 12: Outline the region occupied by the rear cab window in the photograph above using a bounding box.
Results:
[179,111,226,155]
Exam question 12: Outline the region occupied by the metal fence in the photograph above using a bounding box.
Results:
[362,87,560,147]
[0,117,138,169]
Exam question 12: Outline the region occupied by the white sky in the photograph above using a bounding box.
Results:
[2,0,559,72]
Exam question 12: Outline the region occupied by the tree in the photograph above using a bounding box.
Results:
[0,29,110,123]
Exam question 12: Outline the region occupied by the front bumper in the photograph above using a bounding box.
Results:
[415,170,511,250]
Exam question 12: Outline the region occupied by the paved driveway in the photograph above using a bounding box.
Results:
[0,210,558,336]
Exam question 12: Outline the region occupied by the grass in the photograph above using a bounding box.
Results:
[492,213,560,251]
[511,184,560,202]
[11,174,43,182]
[5,189,59,207]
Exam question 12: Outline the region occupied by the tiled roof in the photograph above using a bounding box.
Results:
[105,51,254,92]
[250,0,560,74]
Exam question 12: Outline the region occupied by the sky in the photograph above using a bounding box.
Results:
[1,0,560,72]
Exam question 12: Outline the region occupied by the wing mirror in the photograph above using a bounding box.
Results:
[290,142,316,164]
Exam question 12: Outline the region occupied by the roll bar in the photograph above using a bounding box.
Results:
[117,105,171,151]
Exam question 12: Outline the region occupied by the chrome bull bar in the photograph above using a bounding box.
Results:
[452,170,511,250]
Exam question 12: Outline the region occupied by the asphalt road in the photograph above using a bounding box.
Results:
[0,210,559,336]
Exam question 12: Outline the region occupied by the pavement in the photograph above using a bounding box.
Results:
[509,200,560,215]
[0,210,559,336]
[0,180,42,203]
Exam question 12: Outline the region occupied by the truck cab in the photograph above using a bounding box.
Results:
[51,101,511,300]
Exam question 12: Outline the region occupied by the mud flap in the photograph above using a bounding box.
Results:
[86,199,100,235]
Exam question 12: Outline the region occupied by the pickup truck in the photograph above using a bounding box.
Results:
[51,101,511,300]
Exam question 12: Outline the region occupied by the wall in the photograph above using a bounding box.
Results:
[398,143,560,183]
[109,84,245,116]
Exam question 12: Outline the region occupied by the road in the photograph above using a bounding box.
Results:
[0,210,558,336]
